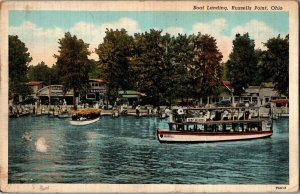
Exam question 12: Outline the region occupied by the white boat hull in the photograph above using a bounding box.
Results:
[70,117,100,125]
[157,129,272,143]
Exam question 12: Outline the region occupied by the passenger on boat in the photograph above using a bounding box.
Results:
[245,111,250,119]
[205,111,211,121]
[239,126,243,132]
[177,108,184,115]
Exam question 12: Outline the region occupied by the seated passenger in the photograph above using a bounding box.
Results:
[238,127,242,132]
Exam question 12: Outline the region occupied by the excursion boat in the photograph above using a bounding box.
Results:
[156,107,273,143]
[70,109,101,125]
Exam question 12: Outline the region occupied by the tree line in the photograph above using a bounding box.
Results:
[9,29,289,105]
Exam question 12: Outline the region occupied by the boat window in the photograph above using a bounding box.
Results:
[193,125,197,131]
[259,123,262,131]
[221,124,225,132]
[196,124,203,131]
[211,125,217,131]
[169,124,175,130]
[232,123,237,132]
[207,125,213,132]
[185,125,190,131]
[239,123,244,132]
[249,123,260,132]
[177,124,184,131]
[226,124,232,132]
[216,124,221,132]
[243,124,249,132]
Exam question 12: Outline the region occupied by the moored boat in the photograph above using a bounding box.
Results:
[70,117,100,125]
[157,107,273,143]
[70,109,101,125]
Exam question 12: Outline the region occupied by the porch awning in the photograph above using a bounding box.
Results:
[271,99,288,104]
[119,90,146,97]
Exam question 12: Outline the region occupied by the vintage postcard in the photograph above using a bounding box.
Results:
[0,0,298,193]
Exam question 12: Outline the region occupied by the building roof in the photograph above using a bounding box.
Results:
[89,79,107,83]
[261,82,275,88]
[271,99,288,104]
[26,81,43,86]
[223,81,232,86]
[119,90,146,97]
[245,86,260,94]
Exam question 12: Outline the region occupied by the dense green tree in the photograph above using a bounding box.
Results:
[157,33,175,103]
[129,31,223,105]
[88,59,100,79]
[48,64,60,84]
[27,61,57,84]
[221,62,228,81]
[263,35,289,96]
[54,32,92,106]
[95,29,134,104]
[153,33,193,105]
[227,33,258,95]
[88,28,228,106]
[169,34,194,102]
[130,29,168,105]
[9,35,32,101]
[190,33,223,99]
[254,49,272,84]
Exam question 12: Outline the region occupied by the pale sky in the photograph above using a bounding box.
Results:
[9,11,288,66]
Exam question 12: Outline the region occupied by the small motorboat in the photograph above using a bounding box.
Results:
[70,117,100,125]
[70,109,101,125]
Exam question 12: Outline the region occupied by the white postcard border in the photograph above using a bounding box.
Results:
[0,1,298,192]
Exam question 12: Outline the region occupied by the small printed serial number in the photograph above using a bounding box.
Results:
[276,186,286,190]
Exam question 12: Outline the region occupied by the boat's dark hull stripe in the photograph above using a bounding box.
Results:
[157,130,273,136]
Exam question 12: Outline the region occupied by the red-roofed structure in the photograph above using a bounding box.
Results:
[271,99,288,104]
[26,81,44,86]
[223,81,232,86]
[26,81,45,98]
[89,79,107,84]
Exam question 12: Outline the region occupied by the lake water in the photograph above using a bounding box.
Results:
[9,116,288,184]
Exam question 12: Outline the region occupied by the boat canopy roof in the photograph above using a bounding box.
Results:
[169,119,264,125]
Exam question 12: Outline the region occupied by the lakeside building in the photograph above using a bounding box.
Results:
[24,79,108,105]
[195,81,287,107]
[86,79,107,101]
[116,90,147,106]
[36,85,74,104]
[23,80,287,108]
[222,81,287,106]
